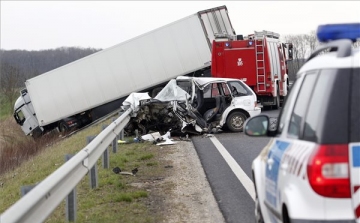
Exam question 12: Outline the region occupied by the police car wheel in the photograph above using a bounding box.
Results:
[255,194,264,223]
[226,111,247,132]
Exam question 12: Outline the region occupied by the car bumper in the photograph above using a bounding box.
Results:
[248,108,261,117]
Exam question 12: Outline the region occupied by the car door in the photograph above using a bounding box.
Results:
[263,78,302,221]
[264,72,318,221]
[15,104,40,136]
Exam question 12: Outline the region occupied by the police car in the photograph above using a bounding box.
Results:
[244,23,360,223]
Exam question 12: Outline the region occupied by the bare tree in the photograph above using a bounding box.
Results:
[305,30,318,53]
[283,31,319,80]
[283,34,305,79]
[0,62,22,114]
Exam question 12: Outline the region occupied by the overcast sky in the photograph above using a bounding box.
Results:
[1,1,360,50]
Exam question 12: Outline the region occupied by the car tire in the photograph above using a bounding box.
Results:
[59,121,69,133]
[226,111,247,132]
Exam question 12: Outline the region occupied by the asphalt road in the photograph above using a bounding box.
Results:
[192,109,280,223]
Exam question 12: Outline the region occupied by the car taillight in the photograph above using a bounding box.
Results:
[307,144,350,198]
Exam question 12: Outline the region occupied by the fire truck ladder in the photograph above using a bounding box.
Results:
[254,34,266,92]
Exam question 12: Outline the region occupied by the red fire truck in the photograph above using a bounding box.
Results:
[211,30,293,109]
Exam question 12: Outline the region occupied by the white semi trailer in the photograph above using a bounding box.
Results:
[13,6,236,137]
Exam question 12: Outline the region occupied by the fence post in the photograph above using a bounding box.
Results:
[86,136,98,189]
[65,154,76,222]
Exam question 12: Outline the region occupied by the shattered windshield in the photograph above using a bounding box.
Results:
[154,79,190,102]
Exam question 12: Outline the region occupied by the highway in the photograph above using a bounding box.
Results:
[192,109,280,223]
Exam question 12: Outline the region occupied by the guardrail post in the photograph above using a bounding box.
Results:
[119,130,124,140]
[87,136,98,189]
[102,146,110,169]
[111,117,118,153]
[65,154,77,222]
[112,136,118,153]
[101,125,110,168]
[117,112,123,141]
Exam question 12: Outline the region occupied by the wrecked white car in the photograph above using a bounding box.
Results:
[122,76,261,135]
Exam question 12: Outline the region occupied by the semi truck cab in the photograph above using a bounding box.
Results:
[14,89,42,137]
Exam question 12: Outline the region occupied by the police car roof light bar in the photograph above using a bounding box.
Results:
[317,23,360,43]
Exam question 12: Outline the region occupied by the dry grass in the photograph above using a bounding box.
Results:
[0,116,176,223]
[0,117,60,175]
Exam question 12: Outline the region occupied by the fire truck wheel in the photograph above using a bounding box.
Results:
[226,111,247,132]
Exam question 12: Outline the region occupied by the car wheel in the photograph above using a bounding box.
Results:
[59,121,69,133]
[282,205,291,223]
[255,194,264,223]
[226,111,247,132]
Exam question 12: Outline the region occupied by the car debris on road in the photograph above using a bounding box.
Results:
[121,76,261,137]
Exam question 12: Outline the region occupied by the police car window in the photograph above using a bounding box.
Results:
[288,72,317,138]
[277,79,301,134]
[305,68,351,144]
[303,70,333,142]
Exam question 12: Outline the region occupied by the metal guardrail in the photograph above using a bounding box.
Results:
[0,108,132,223]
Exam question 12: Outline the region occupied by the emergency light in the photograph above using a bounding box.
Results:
[317,23,360,42]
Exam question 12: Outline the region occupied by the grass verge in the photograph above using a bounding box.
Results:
[0,117,176,223]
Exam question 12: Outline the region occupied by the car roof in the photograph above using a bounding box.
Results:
[176,76,241,85]
[298,45,360,74]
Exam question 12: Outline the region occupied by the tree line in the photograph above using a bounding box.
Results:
[283,31,360,81]
[0,47,101,114]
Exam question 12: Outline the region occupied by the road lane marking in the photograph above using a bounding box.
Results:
[209,136,255,201]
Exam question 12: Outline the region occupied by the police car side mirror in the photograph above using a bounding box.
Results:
[244,115,270,137]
